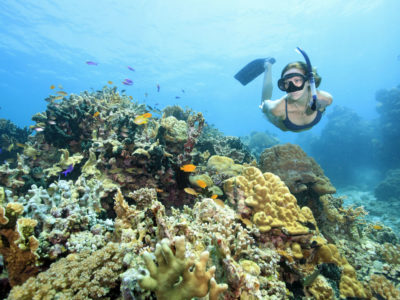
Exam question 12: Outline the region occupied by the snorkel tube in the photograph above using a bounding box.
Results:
[295,47,318,111]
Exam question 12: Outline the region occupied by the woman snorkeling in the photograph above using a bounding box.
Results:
[235,48,332,132]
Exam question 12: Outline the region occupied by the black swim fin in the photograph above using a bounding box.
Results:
[234,57,276,86]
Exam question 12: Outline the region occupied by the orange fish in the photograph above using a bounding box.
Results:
[372,224,383,230]
[108,81,113,84]
[156,188,164,193]
[211,194,218,199]
[141,113,152,118]
[184,187,198,196]
[50,85,55,89]
[180,164,196,172]
[196,179,207,189]
[93,111,100,117]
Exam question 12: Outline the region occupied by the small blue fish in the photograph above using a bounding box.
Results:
[157,84,160,92]
[175,96,181,99]
[86,61,98,66]
[127,66,135,71]
[61,164,74,176]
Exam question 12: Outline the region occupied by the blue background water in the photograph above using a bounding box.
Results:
[1,0,399,145]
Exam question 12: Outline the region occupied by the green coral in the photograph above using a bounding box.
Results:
[138,236,227,300]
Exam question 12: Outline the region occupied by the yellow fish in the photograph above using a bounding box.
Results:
[184,187,198,196]
[196,179,207,189]
[93,111,100,117]
[133,116,149,125]
[56,91,68,96]
[211,194,218,199]
[108,81,113,84]
[16,143,27,148]
[213,198,225,208]
[372,224,383,230]
[50,85,55,89]
[180,164,196,172]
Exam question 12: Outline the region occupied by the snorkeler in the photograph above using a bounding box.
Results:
[234,48,332,132]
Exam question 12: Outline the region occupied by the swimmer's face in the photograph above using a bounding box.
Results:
[283,68,309,100]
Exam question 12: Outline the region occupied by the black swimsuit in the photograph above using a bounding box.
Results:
[282,98,322,131]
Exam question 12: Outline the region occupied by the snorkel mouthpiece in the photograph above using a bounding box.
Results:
[295,47,318,110]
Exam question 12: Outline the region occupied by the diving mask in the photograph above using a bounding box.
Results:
[277,73,308,93]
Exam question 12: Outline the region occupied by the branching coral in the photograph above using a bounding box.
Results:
[138,235,227,300]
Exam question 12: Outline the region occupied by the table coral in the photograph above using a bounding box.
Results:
[138,235,227,300]
[259,143,336,196]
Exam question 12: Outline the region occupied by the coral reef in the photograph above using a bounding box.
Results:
[0,86,399,299]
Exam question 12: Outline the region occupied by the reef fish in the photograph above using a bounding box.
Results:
[93,111,100,117]
[184,187,198,196]
[157,84,160,92]
[211,194,218,199]
[50,85,55,89]
[56,91,68,96]
[108,81,113,84]
[372,224,383,230]
[133,116,148,125]
[61,164,74,176]
[127,66,135,71]
[180,164,196,172]
[86,61,98,65]
[196,179,207,189]
[123,79,133,86]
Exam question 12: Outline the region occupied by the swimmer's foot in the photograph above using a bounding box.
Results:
[264,57,276,69]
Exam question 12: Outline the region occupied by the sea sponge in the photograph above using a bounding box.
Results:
[138,236,227,300]
[224,166,317,235]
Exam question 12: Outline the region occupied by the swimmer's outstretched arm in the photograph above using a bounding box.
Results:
[261,61,273,102]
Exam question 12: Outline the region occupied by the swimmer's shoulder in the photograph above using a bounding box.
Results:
[264,97,286,118]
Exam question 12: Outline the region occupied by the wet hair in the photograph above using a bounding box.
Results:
[281,61,321,88]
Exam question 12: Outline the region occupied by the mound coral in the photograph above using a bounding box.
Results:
[259,143,336,196]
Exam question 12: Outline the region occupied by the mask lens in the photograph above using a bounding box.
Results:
[277,73,307,92]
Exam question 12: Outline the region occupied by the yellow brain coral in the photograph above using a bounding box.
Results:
[224,166,316,235]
